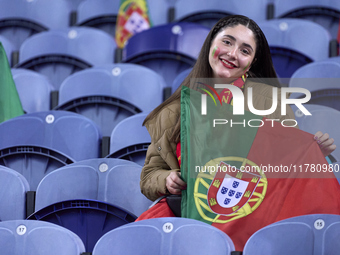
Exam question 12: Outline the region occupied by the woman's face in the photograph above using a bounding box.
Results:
[209,24,256,81]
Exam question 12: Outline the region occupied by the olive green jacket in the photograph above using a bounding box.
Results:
[140,81,297,201]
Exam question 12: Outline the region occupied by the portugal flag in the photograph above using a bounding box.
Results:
[180,86,340,251]
[0,42,24,123]
[115,0,152,48]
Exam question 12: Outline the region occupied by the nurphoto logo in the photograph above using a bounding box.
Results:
[197,80,312,128]
[200,84,311,116]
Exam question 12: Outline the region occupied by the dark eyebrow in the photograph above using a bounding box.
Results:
[223,34,254,52]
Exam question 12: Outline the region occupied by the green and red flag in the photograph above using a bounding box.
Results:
[115,0,152,48]
[0,42,24,123]
[180,85,340,251]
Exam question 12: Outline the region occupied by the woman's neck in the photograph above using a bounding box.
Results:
[213,77,238,94]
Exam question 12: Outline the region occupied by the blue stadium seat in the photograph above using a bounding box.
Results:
[66,0,86,11]
[56,64,165,136]
[30,158,148,252]
[35,158,152,216]
[148,0,176,25]
[76,0,120,37]
[290,104,340,162]
[243,214,340,255]
[0,111,101,190]
[289,60,340,111]
[291,59,340,79]
[273,0,340,40]
[28,199,136,252]
[171,67,192,93]
[92,217,235,255]
[174,0,268,27]
[329,56,340,62]
[258,19,331,81]
[0,220,85,255]
[16,27,116,89]
[0,166,29,221]
[0,35,15,66]
[0,0,73,50]
[11,68,54,113]
[122,22,210,87]
[106,113,151,166]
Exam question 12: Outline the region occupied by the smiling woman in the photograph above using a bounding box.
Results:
[139,15,336,202]
[208,25,256,81]
[138,15,336,229]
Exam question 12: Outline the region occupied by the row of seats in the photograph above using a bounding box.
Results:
[54,65,163,136]
[289,58,340,114]
[12,50,340,110]
[1,127,340,253]
[1,214,340,254]
[11,64,165,114]
[0,220,86,255]
[13,56,340,121]
[9,27,116,88]
[1,18,337,91]
[2,67,340,192]
[0,110,150,190]
[0,101,339,194]
[287,58,340,162]
[271,0,340,40]
[0,159,130,220]
[12,57,340,117]
[2,22,208,88]
[0,0,339,40]
[11,54,340,117]
[93,214,340,255]
[0,158,152,251]
[291,104,340,162]
[11,64,163,135]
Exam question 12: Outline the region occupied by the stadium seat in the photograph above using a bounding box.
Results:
[92,217,235,255]
[0,220,85,255]
[0,0,73,50]
[171,67,192,93]
[34,158,152,216]
[66,0,86,11]
[0,166,29,221]
[11,68,54,113]
[76,0,120,37]
[56,64,165,136]
[0,35,15,66]
[291,59,340,79]
[290,104,340,162]
[328,56,340,65]
[148,0,176,25]
[16,27,116,89]
[0,111,101,190]
[31,158,149,252]
[28,199,136,252]
[173,0,268,28]
[273,0,340,40]
[122,22,210,87]
[258,19,331,82]
[106,113,150,166]
[243,214,340,255]
[289,59,340,111]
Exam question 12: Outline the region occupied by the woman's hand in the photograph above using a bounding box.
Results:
[314,131,336,157]
[166,172,187,195]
